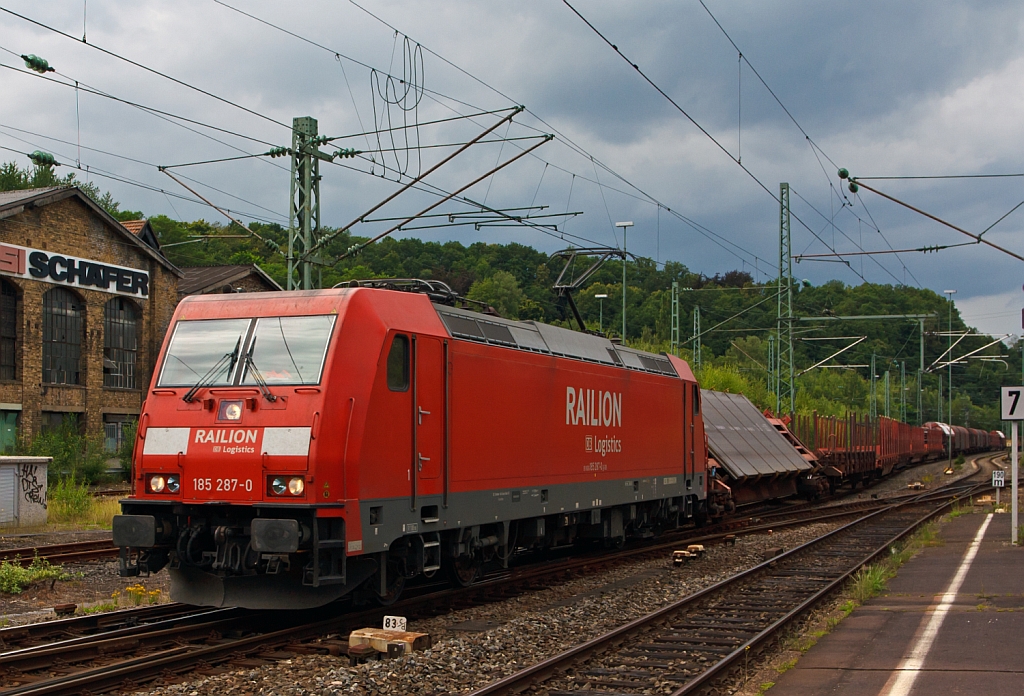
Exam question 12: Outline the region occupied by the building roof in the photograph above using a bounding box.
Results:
[120,219,161,251]
[0,186,63,207]
[178,264,283,296]
[121,220,146,235]
[0,187,181,276]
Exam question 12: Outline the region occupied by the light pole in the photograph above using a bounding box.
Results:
[615,221,633,341]
[595,293,608,332]
[944,289,956,468]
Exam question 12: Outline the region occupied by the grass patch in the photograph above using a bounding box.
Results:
[47,478,92,523]
[777,658,798,674]
[80,600,119,614]
[44,480,120,528]
[757,682,775,695]
[0,557,77,594]
[850,564,891,604]
[949,503,969,519]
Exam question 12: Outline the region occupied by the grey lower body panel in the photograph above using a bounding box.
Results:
[169,557,376,610]
[359,472,704,554]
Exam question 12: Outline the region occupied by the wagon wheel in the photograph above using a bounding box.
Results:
[445,554,481,588]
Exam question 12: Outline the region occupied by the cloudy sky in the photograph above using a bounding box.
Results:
[1,1,1022,339]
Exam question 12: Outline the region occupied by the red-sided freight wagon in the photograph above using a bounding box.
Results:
[113,287,707,609]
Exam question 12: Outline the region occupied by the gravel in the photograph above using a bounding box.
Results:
[129,522,842,696]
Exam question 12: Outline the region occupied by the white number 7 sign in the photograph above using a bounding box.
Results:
[1001,387,1024,420]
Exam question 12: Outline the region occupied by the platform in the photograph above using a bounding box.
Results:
[771,508,1024,695]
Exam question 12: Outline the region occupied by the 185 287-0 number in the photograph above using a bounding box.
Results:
[192,478,253,492]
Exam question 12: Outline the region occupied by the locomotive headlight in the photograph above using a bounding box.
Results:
[287,477,305,495]
[166,475,180,494]
[219,400,244,421]
[271,477,287,495]
[149,475,166,493]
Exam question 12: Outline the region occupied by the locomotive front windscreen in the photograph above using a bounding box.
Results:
[241,315,335,385]
[158,315,336,387]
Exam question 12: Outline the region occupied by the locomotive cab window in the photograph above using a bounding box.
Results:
[158,315,335,387]
[241,315,335,385]
[387,334,409,391]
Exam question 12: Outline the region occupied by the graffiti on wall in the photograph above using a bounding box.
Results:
[18,463,46,508]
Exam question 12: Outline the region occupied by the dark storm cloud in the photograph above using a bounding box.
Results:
[1,0,1021,335]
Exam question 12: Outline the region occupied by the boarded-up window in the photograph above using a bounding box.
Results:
[0,279,16,380]
[42,288,83,385]
[104,298,138,389]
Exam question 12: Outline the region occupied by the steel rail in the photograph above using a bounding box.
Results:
[0,455,997,692]
[0,496,918,694]
[466,483,985,696]
[0,539,117,566]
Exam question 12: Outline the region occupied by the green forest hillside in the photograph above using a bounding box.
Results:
[3,162,1016,430]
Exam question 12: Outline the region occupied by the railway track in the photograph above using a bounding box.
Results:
[0,539,117,567]
[465,482,987,696]
[0,455,996,694]
[0,495,944,695]
[0,497,937,691]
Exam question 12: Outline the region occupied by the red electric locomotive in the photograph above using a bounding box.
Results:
[113,284,707,609]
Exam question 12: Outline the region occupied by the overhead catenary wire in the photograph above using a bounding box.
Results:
[0,5,291,129]
[558,1,878,282]
[217,0,780,275]
[0,143,285,226]
[4,7,767,278]
[0,124,289,222]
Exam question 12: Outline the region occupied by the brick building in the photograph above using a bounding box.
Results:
[0,187,282,454]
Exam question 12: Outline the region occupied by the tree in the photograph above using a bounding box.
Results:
[467,270,524,318]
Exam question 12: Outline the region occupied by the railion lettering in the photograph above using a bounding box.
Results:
[193,429,259,445]
[565,387,622,427]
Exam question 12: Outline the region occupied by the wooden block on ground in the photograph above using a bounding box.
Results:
[349,627,432,654]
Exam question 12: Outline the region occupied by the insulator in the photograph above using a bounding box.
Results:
[848,181,859,194]
[837,168,849,180]
[334,148,362,159]
[21,54,54,74]
[267,147,290,158]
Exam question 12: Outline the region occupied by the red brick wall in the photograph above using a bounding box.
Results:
[0,195,180,443]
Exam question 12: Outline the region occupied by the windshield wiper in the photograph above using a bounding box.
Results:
[182,337,241,403]
[244,338,277,402]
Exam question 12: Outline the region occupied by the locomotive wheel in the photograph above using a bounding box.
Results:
[446,555,481,587]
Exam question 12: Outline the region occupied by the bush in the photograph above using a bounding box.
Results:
[17,421,107,484]
[48,478,92,523]
[118,420,137,476]
[0,557,75,594]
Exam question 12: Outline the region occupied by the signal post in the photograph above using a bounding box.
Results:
[1001,386,1022,544]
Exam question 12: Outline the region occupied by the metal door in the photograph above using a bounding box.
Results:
[0,466,16,525]
[414,337,444,499]
[0,411,16,453]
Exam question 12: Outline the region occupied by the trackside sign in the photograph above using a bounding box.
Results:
[0,242,150,298]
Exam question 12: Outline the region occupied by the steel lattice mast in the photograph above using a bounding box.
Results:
[671,281,680,356]
[778,182,794,415]
[287,117,333,290]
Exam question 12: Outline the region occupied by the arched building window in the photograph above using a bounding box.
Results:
[104,297,138,389]
[42,287,84,385]
[0,279,16,381]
